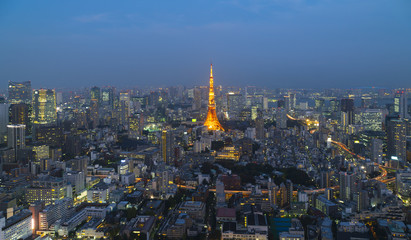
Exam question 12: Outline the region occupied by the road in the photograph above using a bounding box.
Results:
[330,140,395,184]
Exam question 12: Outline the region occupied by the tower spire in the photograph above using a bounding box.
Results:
[204,64,224,131]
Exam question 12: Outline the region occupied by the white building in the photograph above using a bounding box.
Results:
[0,210,32,240]
[121,172,135,185]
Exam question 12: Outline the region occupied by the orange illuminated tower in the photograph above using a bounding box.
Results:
[204,64,224,131]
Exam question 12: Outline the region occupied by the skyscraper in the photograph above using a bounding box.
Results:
[128,114,142,139]
[9,103,32,134]
[0,103,10,143]
[394,90,409,119]
[8,81,32,104]
[359,109,383,131]
[387,119,407,160]
[276,109,288,129]
[160,130,174,163]
[216,179,226,208]
[226,92,243,120]
[89,99,99,128]
[341,98,355,128]
[101,87,114,108]
[90,86,100,105]
[320,170,331,189]
[279,182,287,208]
[286,180,293,206]
[370,138,383,164]
[32,89,57,125]
[339,172,354,201]
[204,64,224,131]
[255,113,265,140]
[7,124,26,157]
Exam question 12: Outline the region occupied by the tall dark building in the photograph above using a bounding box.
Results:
[160,130,174,164]
[88,99,99,128]
[255,112,264,140]
[34,125,63,147]
[277,99,285,109]
[8,81,32,104]
[394,90,409,119]
[90,86,101,106]
[387,119,407,160]
[7,124,26,158]
[341,98,355,127]
[285,180,293,206]
[339,172,354,201]
[0,103,10,143]
[226,93,243,120]
[320,170,331,188]
[9,103,32,135]
[101,87,114,107]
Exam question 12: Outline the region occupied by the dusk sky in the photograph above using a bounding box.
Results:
[1,0,411,89]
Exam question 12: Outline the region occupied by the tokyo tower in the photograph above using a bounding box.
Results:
[204,64,224,131]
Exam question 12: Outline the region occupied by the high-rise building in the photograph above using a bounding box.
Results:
[263,97,268,110]
[329,98,339,114]
[355,190,369,212]
[204,64,224,131]
[226,93,243,120]
[32,89,57,125]
[387,119,407,160]
[34,125,63,147]
[29,201,45,234]
[320,170,331,189]
[279,182,287,208]
[339,172,354,201]
[315,99,325,112]
[193,87,202,110]
[9,103,32,135]
[101,87,114,107]
[286,180,293,206]
[160,130,174,163]
[276,109,288,129]
[216,180,225,208]
[370,138,383,164]
[325,188,334,200]
[284,94,296,112]
[90,86,100,105]
[360,109,383,131]
[289,93,296,110]
[341,99,355,128]
[255,113,265,140]
[7,124,26,157]
[89,99,99,128]
[56,92,63,105]
[0,103,10,143]
[394,90,409,119]
[67,156,88,173]
[268,179,278,207]
[128,114,142,139]
[8,81,32,104]
[396,170,411,200]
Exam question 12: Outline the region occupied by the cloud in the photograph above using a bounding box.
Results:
[73,13,109,23]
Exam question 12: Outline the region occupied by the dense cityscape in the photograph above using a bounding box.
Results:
[0,63,409,239]
[1,0,411,239]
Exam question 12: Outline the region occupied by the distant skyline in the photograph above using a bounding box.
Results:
[1,0,411,89]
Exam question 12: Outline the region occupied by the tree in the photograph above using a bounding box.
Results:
[208,230,221,240]
[126,207,137,220]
